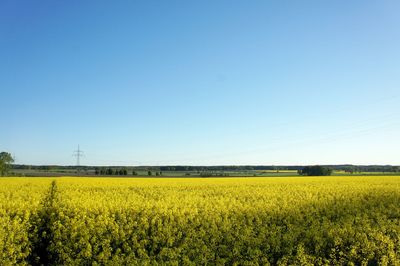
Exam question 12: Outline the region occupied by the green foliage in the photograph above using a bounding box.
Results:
[299,165,333,176]
[0,152,14,176]
[106,168,113,175]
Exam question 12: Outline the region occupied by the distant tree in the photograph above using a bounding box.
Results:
[148,171,152,176]
[200,172,212,177]
[132,171,138,176]
[0,152,14,176]
[123,169,127,175]
[94,168,100,175]
[344,167,355,174]
[39,165,50,171]
[106,168,113,175]
[156,172,159,176]
[118,169,124,175]
[299,166,332,176]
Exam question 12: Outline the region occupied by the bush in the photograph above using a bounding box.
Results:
[299,165,332,176]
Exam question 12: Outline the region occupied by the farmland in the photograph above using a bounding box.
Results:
[1,176,400,265]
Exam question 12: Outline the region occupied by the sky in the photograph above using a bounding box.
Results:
[1,0,399,166]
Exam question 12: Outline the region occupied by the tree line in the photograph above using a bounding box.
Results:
[94,168,163,176]
[95,168,129,176]
[12,164,399,173]
[298,166,333,176]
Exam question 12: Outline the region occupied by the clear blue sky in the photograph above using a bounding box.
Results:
[1,0,399,166]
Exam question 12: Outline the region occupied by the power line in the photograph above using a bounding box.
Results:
[73,145,84,167]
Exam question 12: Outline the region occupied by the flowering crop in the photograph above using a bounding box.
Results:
[0,176,399,265]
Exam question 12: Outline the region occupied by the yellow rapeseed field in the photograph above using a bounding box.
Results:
[1,176,399,265]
